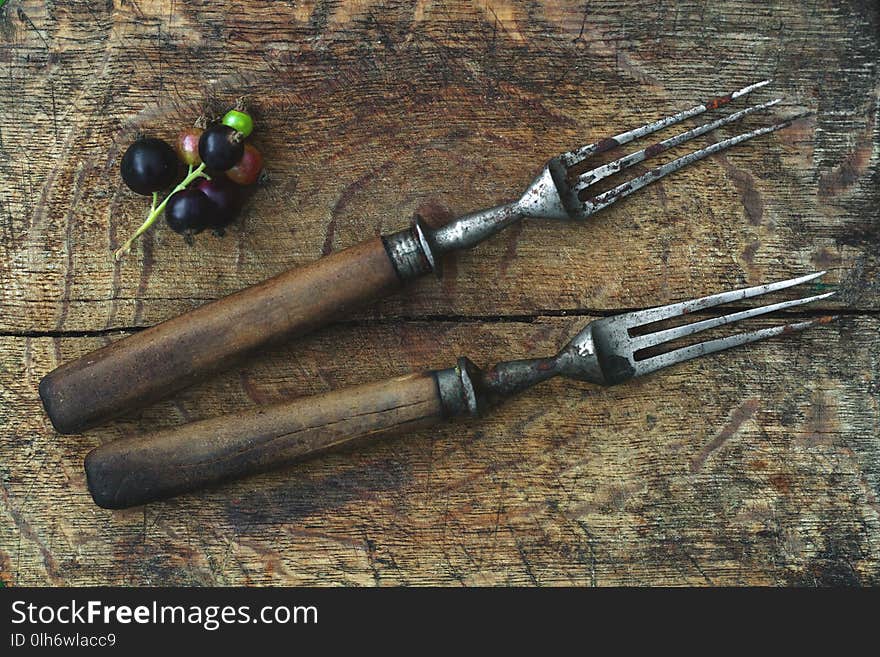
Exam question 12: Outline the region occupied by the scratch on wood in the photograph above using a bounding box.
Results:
[132,230,155,325]
[362,532,381,585]
[818,119,875,199]
[239,370,270,406]
[498,219,523,276]
[690,398,760,472]
[55,165,88,331]
[0,479,64,585]
[321,216,337,257]
[575,520,598,586]
[718,154,764,226]
[514,535,539,585]
[105,182,125,329]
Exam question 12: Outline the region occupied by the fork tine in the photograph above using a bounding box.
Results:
[559,80,772,167]
[620,271,827,327]
[580,112,811,216]
[632,291,836,348]
[633,315,837,377]
[575,98,782,191]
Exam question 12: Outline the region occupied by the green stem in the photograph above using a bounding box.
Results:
[114,163,209,261]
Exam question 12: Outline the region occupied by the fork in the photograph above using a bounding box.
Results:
[41,80,804,434]
[84,272,836,508]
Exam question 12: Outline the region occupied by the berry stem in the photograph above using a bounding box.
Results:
[114,163,210,261]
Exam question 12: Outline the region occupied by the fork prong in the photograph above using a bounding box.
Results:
[580,112,811,217]
[559,80,772,167]
[632,291,836,349]
[575,98,782,191]
[633,315,837,378]
[620,271,827,327]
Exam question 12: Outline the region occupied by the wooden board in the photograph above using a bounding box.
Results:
[0,0,877,585]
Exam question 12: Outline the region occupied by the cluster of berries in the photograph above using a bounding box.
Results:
[115,103,263,260]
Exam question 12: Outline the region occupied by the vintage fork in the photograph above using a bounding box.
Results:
[41,80,803,434]
[85,272,836,508]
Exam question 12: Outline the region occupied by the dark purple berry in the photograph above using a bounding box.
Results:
[196,178,242,229]
[165,189,212,235]
[120,138,179,195]
[198,124,245,171]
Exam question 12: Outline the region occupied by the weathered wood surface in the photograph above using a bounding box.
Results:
[1,0,877,585]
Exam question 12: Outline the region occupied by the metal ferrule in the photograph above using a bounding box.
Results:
[383,224,436,282]
[435,355,565,418]
[434,358,481,418]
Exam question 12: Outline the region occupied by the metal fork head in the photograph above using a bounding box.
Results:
[557,272,836,386]
[423,80,807,259]
[515,80,803,221]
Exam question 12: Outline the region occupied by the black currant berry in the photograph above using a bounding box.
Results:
[196,179,242,229]
[198,125,245,171]
[120,138,179,195]
[165,189,212,235]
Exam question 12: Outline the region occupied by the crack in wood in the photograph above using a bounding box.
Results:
[0,306,869,339]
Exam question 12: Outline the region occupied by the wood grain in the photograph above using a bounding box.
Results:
[0,0,877,585]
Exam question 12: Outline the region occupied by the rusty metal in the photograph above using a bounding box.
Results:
[406,79,802,266]
[440,272,837,404]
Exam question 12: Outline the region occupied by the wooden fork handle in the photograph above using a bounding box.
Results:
[40,237,413,434]
[85,372,444,509]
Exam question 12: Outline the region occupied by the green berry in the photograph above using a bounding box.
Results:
[222,110,253,138]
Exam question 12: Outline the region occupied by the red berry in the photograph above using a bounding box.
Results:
[227,143,263,185]
[176,128,203,167]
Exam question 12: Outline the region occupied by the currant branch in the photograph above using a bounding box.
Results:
[114,163,210,261]
[113,102,262,261]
